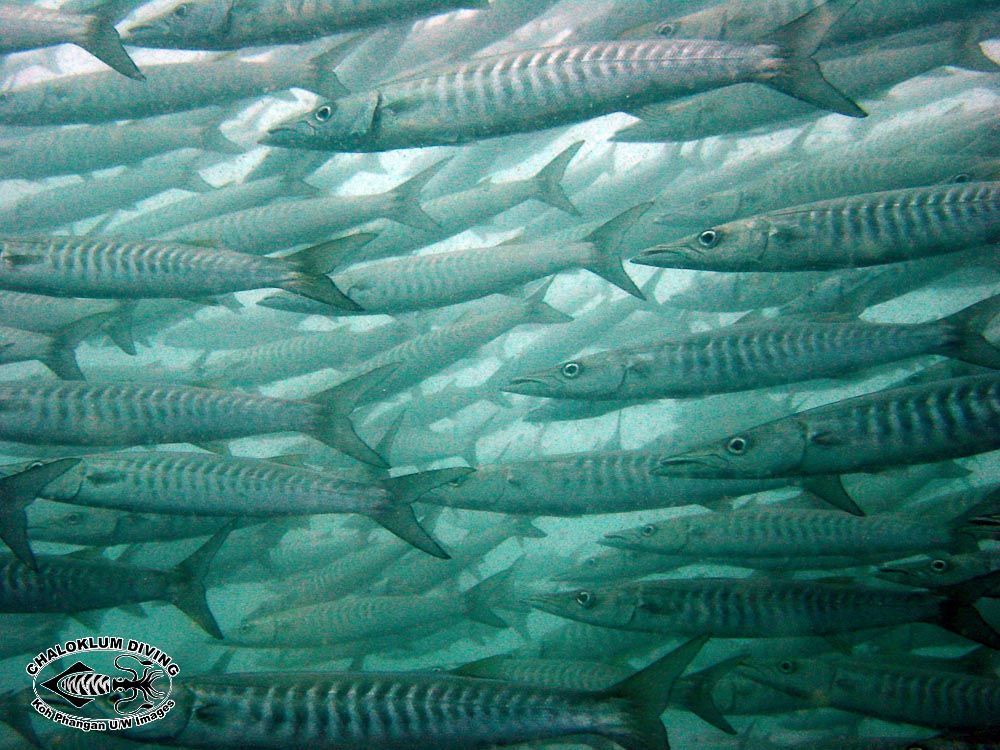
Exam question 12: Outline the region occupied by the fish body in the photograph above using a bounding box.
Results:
[656,374,1000,479]
[0,4,142,80]
[93,639,707,750]
[125,0,487,49]
[745,654,1000,729]
[0,375,384,466]
[635,182,1000,271]
[506,297,1000,400]
[266,3,865,152]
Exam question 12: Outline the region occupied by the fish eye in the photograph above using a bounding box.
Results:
[575,590,595,608]
[314,105,333,123]
[726,436,748,455]
[66,513,85,525]
[641,524,656,537]
[173,3,190,16]
[696,197,710,209]
[698,229,720,248]
[560,362,582,379]
[952,172,971,183]
[778,660,796,674]
[930,558,950,573]
[655,22,677,36]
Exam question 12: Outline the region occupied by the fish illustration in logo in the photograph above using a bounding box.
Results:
[40,654,165,714]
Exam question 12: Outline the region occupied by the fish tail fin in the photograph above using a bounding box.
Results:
[531,141,583,215]
[583,203,652,299]
[103,301,137,355]
[170,520,234,639]
[373,467,473,557]
[0,458,80,570]
[955,24,1000,72]
[522,278,573,324]
[308,364,397,466]
[283,234,376,310]
[199,126,244,155]
[763,0,866,118]
[937,569,1000,648]
[603,636,708,750]
[669,656,741,734]
[308,35,362,96]
[938,293,1000,369]
[80,15,144,81]
[463,567,514,628]
[44,312,109,380]
[383,159,449,231]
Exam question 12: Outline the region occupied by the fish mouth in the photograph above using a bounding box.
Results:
[527,594,565,616]
[653,453,727,476]
[502,377,554,397]
[260,127,297,147]
[598,533,630,549]
[630,245,695,268]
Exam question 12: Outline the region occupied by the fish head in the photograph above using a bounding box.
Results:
[503,354,627,399]
[654,419,808,479]
[124,0,233,47]
[651,6,727,39]
[264,93,384,153]
[602,518,688,553]
[631,217,769,271]
[739,656,835,700]
[530,584,637,629]
[877,553,982,588]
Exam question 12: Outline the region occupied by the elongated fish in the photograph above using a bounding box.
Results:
[0,235,359,311]
[0,523,230,638]
[601,506,983,568]
[505,295,1000,401]
[634,181,1000,271]
[532,572,1000,647]
[0,368,390,466]
[125,0,487,50]
[744,653,1000,730]
[655,374,1000,487]
[264,0,864,152]
[4,452,466,558]
[0,40,351,126]
[260,204,647,316]
[80,638,708,750]
[0,4,142,80]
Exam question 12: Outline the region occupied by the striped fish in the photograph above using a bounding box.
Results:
[634,181,1000,271]
[532,571,1000,646]
[0,234,358,311]
[0,370,389,466]
[601,506,978,568]
[744,653,1000,730]
[655,373,1000,484]
[0,522,231,638]
[17,451,463,558]
[92,638,707,749]
[264,0,864,152]
[125,0,488,49]
[504,295,1000,400]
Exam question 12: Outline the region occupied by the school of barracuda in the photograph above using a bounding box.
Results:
[0,0,998,747]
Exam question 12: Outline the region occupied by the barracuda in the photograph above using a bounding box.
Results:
[0,371,389,466]
[634,181,1000,271]
[505,295,1000,401]
[0,522,231,638]
[264,0,864,152]
[655,374,1000,483]
[0,234,358,311]
[125,0,488,50]
[0,4,142,80]
[83,638,708,749]
[532,571,1000,647]
[744,653,1000,730]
